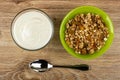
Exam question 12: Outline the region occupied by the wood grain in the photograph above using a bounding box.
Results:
[0,0,120,80]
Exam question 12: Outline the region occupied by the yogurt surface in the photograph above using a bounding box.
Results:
[12,9,53,50]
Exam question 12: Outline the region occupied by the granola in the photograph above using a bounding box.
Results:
[65,13,109,54]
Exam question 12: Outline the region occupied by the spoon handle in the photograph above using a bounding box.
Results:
[53,64,89,71]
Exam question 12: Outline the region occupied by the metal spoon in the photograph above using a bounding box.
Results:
[29,59,90,72]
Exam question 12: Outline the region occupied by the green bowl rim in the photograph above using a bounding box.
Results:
[60,6,114,60]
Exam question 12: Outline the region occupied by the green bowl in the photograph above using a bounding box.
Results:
[60,6,114,60]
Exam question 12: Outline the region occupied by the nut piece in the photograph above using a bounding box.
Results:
[65,13,109,55]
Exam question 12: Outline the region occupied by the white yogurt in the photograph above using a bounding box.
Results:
[12,9,54,50]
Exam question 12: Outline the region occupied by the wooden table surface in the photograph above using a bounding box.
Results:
[0,0,120,80]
